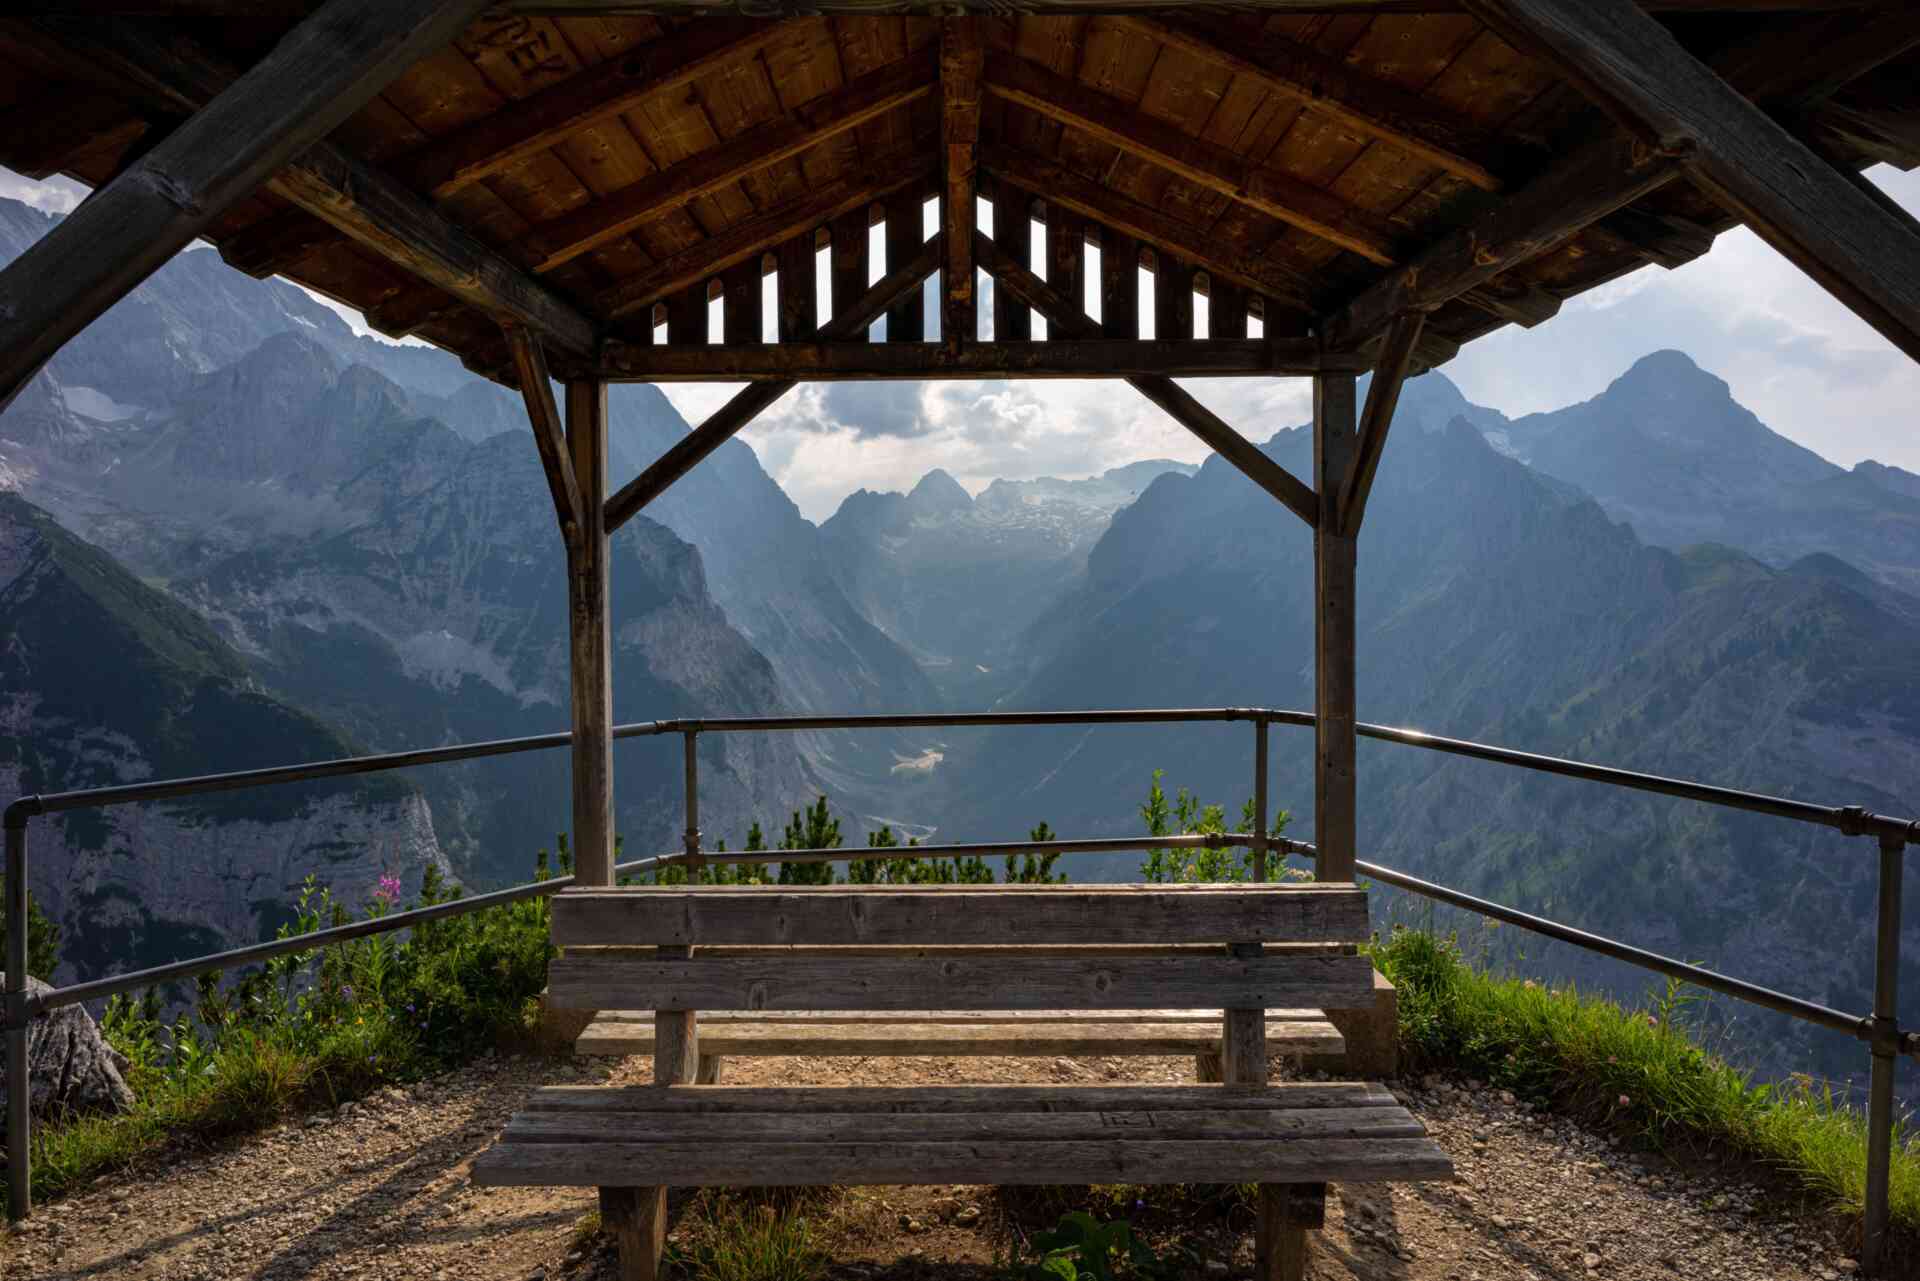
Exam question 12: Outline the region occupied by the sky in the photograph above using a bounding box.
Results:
[8,163,1917,524]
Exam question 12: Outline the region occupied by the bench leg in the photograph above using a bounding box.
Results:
[1255,1184,1321,1281]
[696,1052,725,1084]
[1195,1047,1223,1083]
[601,1186,668,1281]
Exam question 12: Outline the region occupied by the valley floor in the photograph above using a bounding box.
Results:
[2,1053,1873,1281]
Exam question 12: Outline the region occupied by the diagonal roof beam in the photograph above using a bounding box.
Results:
[1466,0,1920,364]
[1336,311,1425,537]
[984,145,1314,311]
[399,20,799,200]
[525,50,936,275]
[940,17,983,353]
[1116,15,1505,192]
[502,322,584,546]
[603,232,943,533]
[597,151,936,321]
[977,231,1320,529]
[0,0,494,411]
[986,54,1398,266]
[21,14,598,355]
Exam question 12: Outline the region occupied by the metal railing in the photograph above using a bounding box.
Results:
[5,707,1915,1265]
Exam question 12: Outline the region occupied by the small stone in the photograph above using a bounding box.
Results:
[1583,1253,1602,1271]
[1203,1262,1230,1277]
[954,1206,981,1228]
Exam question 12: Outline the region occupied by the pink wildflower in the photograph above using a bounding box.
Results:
[374,873,402,904]
[1618,1094,1631,1108]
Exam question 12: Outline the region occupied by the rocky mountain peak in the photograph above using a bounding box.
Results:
[908,468,973,514]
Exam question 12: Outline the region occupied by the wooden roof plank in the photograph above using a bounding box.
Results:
[528,48,934,274]
[597,150,936,319]
[399,19,793,199]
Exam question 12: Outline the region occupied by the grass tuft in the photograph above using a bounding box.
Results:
[674,1195,829,1281]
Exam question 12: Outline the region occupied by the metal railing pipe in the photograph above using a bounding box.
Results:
[1278,838,1869,1039]
[668,832,1256,870]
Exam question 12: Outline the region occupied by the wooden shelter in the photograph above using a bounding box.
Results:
[2,0,1919,1269]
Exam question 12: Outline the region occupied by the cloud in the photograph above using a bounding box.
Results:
[0,171,84,215]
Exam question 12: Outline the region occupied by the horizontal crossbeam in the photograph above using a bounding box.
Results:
[596,338,1341,381]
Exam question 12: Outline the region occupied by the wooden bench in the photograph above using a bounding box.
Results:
[475,883,1451,1281]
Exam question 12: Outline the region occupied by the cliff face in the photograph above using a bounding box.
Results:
[0,492,447,983]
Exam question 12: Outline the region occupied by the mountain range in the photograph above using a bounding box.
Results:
[2,188,1915,1083]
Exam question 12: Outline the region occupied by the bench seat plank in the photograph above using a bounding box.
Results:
[574,1018,1345,1058]
[548,952,1377,1012]
[473,1136,1453,1187]
[523,1082,1401,1113]
[552,883,1370,947]
[587,1008,1327,1024]
[504,1105,1425,1144]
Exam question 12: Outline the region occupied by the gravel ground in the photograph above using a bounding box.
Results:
[0,1052,1883,1281]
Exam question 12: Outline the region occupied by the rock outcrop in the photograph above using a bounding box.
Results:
[0,974,134,1134]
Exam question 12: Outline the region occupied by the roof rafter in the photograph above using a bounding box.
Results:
[985,53,1399,266]
[1114,15,1506,192]
[525,49,936,275]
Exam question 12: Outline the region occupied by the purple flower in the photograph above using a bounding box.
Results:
[339,984,355,1001]
[374,874,403,904]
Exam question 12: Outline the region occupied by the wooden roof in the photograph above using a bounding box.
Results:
[2,3,1917,385]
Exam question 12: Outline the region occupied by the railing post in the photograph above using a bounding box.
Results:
[5,813,29,1221]
[1862,829,1905,1274]
[1252,717,1269,883]
[682,730,703,875]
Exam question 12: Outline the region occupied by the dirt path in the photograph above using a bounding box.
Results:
[1,1053,1870,1281]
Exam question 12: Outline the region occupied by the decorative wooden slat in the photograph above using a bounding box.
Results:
[526,1082,1400,1114]
[986,146,1313,309]
[525,51,934,274]
[991,182,1031,340]
[830,208,871,322]
[1209,278,1249,340]
[1155,254,1195,342]
[1467,0,1920,362]
[216,205,339,279]
[502,323,583,544]
[940,17,983,351]
[573,1019,1345,1059]
[509,1105,1413,1143]
[398,20,796,200]
[548,952,1379,1013]
[552,884,1370,947]
[665,286,706,346]
[1459,280,1560,329]
[1102,226,1140,340]
[986,54,1398,265]
[1117,15,1506,192]
[722,258,763,346]
[602,233,942,532]
[979,230,1323,528]
[598,153,935,320]
[0,0,497,410]
[364,284,461,339]
[776,233,818,342]
[597,337,1330,381]
[1047,208,1085,324]
[885,189,925,342]
[473,1135,1453,1188]
[1336,312,1425,538]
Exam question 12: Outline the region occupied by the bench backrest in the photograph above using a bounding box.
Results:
[548,883,1376,1013]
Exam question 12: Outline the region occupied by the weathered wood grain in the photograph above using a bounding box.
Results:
[503,324,583,544]
[1336,311,1424,537]
[597,338,1327,380]
[552,884,1369,947]
[940,16,982,350]
[525,1082,1401,1114]
[589,1006,1331,1023]
[525,52,934,274]
[573,1019,1345,1058]
[473,1135,1454,1188]
[1466,0,1920,363]
[565,378,613,887]
[548,952,1380,1013]
[1314,372,1358,885]
[986,54,1398,264]
[0,0,495,410]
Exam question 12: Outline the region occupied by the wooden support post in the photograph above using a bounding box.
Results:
[885,190,925,342]
[1102,228,1140,340]
[1464,0,1920,363]
[1210,278,1250,341]
[566,379,613,889]
[0,0,492,410]
[940,17,982,352]
[992,185,1031,341]
[666,287,706,347]
[1047,209,1085,324]
[777,233,818,343]
[1314,372,1359,885]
